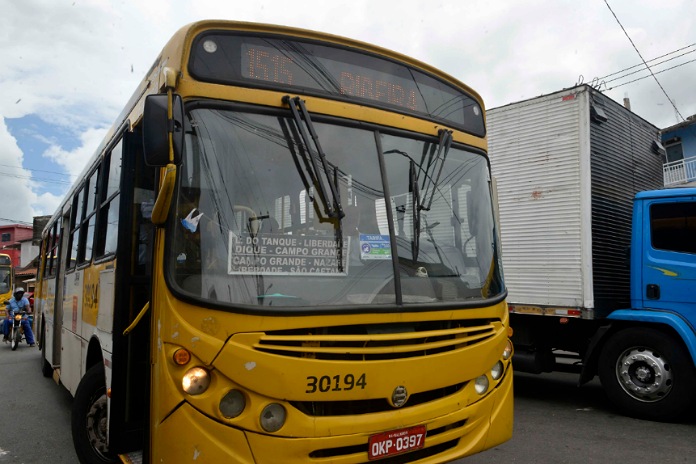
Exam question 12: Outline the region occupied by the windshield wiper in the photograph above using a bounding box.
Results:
[282,96,345,272]
[409,159,422,262]
[419,129,453,211]
[282,95,344,220]
[382,149,424,263]
[384,129,451,264]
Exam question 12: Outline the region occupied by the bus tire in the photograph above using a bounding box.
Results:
[72,363,118,464]
[598,327,696,422]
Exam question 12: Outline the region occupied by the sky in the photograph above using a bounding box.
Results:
[1,0,694,226]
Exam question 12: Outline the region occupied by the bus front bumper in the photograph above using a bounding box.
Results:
[153,368,512,463]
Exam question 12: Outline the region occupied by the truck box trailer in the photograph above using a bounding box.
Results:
[487,84,696,421]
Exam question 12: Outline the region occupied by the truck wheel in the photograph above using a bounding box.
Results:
[598,327,696,421]
[72,363,118,463]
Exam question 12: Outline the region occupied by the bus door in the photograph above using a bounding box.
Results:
[49,208,71,370]
[108,127,155,454]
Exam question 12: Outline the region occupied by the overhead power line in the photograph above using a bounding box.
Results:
[602,48,696,85]
[0,171,72,185]
[603,0,685,121]
[0,162,71,186]
[0,217,33,226]
[597,42,696,81]
[607,57,696,90]
[0,163,71,179]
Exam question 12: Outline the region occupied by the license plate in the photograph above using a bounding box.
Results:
[368,425,426,460]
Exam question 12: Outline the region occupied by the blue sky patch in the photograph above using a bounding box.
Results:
[5,114,73,197]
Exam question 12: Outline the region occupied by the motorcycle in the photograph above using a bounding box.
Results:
[8,309,30,351]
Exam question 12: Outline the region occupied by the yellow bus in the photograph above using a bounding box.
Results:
[36,20,512,464]
[0,253,13,303]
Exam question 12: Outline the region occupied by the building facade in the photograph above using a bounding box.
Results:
[0,224,33,267]
[662,115,696,186]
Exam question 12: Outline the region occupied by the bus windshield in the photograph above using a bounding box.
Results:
[168,106,503,309]
[0,267,11,295]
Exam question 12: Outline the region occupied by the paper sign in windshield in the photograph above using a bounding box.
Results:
[359,234,391,260]
[228,233,350,276]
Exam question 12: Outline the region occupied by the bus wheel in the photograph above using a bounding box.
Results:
[598,327,696,422]
[72,363,118,463]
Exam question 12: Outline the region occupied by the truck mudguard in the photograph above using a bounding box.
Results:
[608,309,696,366]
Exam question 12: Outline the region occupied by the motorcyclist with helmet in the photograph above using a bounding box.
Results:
[3,287,35,347]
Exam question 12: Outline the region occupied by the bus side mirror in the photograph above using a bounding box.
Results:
[143,93,184,167]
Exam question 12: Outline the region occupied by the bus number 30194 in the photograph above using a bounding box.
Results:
[306,373,367,393]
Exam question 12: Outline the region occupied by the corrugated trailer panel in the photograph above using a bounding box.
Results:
[588,89,664,316]
[488,88,589,308]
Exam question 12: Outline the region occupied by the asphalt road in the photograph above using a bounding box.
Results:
[461,371,696,464]
[1,345,694,463]
[0,342,77,463]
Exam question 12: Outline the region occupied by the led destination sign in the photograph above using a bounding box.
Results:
[243,44,419,111]
[190,32,485,136]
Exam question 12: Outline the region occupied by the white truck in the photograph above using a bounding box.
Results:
[487,84,696,421]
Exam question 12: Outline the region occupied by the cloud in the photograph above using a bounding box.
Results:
[33,191,64,218]
[0,118,39,224]
[42,126,109,182]
[0,0,694,233]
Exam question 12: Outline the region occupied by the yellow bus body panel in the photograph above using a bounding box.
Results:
[149,252,512,462]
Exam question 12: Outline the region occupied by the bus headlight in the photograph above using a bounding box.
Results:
[219,389,246,418]
[502,339,513,360]
[474,375,489,395]
[182,367,210,395]
[491,361,504,380]
[260,403,286,432]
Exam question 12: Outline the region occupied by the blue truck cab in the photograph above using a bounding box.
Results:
[599,188,696,421]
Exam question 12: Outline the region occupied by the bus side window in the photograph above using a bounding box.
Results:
[80,167,100,264]
[67,187,85,270]
[96,140,123,257]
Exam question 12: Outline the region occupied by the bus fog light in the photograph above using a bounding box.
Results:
[502,339,513,360]
[219,390,245,418]
[182,367,210,395]
[260,403,286,432]
[475,375,489,395]
[491,361,504,380]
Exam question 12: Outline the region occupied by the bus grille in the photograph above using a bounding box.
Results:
[253,319,497,361]
[291,382,465,416]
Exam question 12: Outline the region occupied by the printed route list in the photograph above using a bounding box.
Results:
[228,233,350,276]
